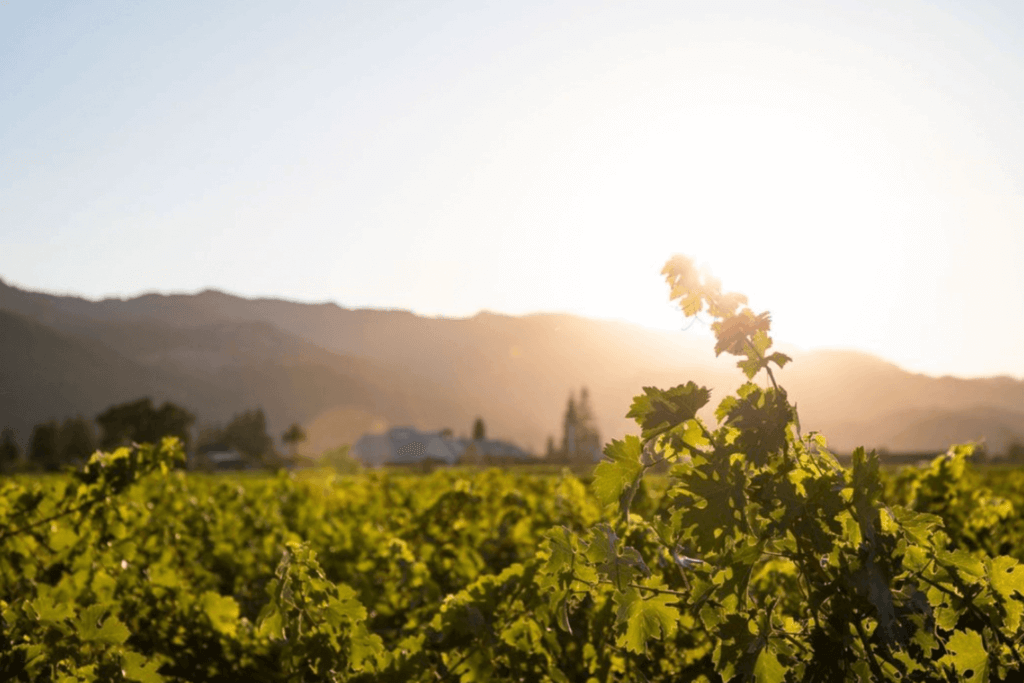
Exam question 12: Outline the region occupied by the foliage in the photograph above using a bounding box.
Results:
[472,418,486,442]
[96,398,195,452]
[281,423,307,456]
[222,408,275,466]
[0,438,185,681]
[56,416,97,464]
[24,418,99,472]
[541,254,1024,681]
[0,446,607,681]
[0,427,21,474]
[3,442,1024,680]
[28,421,60,472]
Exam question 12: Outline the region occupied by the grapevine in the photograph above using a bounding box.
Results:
[540,254,1024,682]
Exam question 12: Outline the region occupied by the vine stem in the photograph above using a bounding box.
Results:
[0,498,96,543]
[627,583,688,598]
[776,628,812,655]
[744,337,780,393]
[588,578,690,598]
[696,284,780,392]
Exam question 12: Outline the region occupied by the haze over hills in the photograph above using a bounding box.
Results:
[1,277,1022,458]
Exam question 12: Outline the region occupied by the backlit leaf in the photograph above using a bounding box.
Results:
[593,436,644,518]
[199,591,239,637]
[941,630,988,683]
[614,588,679,654]
[627,383,711,442]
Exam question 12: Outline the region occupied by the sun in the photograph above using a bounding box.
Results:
[610,102,911,349]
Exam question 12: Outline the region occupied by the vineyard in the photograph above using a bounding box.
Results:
[3,256,1024,682]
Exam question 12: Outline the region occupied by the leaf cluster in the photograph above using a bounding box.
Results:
[554,255,1024,681]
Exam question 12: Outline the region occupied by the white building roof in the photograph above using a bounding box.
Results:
[351,427,533,466]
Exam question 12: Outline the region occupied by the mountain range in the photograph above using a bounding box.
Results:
[2,277,1022,459]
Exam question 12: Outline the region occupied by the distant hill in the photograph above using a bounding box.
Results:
[1,277,1022,458]
[0,308,203,440]
[0,289,474,453]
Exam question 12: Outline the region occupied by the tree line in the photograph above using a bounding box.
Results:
[1,386,602,473]
[0,398,308,474]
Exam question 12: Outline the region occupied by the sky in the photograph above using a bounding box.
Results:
[1,0,1022,379]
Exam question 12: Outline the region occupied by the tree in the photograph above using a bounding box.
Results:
[560,388,601,464]
[472,417,486,441]
[29,420,60,471]
[281,423,307,457]
[561,395,577,462]
[576,387,601,462]
[545,435,556,460]
[96,398,153,449]
[224,408,275,466]
[153,402,196,452]
[0,427,20,474]
[1008,440,1024,462]
[96,397,195,451]
[57,416,96,463]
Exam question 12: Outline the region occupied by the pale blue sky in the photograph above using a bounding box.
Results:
[2,1,1022,378]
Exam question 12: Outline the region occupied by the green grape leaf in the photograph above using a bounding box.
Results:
[539,526,576,581]
[256,604,284,640]
[614,588,679,654]
[121,652,165,683]
[49,525,78,552]
[593,436,644,518]
[988,555,1024,598]
[96,615,132,646]
[681,418,712,450]
[891,506,944,546]
[753,646,787,683]
[738,357,766,380]
[715,396,738,426]
[720,386,792,467]
[987,556,1024,632]
[938,548,987,586]
[77,605,130,645]
[32,591,75,623]
[349,629,384,672]
[940,630,988,683]
[627,382,711,442]
[323,585,368,628]
[714,613,761,683]
[199,591,240,637]
[147,564,181,589]
[848,553,904,647]
[672,454,749,553]
[750,329,772,356]
[586,524,650,590]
